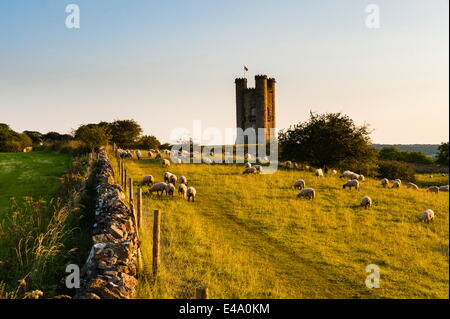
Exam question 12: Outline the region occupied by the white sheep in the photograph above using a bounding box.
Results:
[293,179,305,190]
[202,157,213,165]
[166,183,175,196]
[136,150,142,160]
[331,170,338,175]
[163,172,173,183]
[357,174,365,182]
[297,188,315,200]
[243,167,259,174]
[419,209,435,223]
[360,196,372,209]
[178,183,187,198]
[406,182,419,190]
[253,165,263,173]
[392,181,401,189]
[315,168,324,178]
[380,178,389,188]
[244,153,253,160]
[439,185,449,192]
[142,175,154,186]
[162,159,170,168]
[149,182,168,196]
[343,179,359,190]
[340,170,354,178]
[244,162,252,168]
[169,174,178,185]
[187,187,197,202]
[179,176,188,185]
[427,186,439,193]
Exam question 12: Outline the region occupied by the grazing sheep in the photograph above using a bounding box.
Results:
[380,178,389,188]
[166,183,175,196]
[406,182,419,190]
[142,175,154,186]
[392,181,401,189]
[394,179,402,185]
[148,151,153,158]
[284,161,294,169]
[202,157,213,165]
[297,188,315,200]
[136,150,142,160]
[343,179,360,190]
[293,179,305,190]
[187,187,197,202]
[357,174,365,182]
[439,185,449,192]
[253,165,263,173]
[244,153,253,160]
[243,167,259,174]
[340,170,354,178]
[315,168,324,178]
[178,183,187,198]
[163,172,173,183]
[360,196,372,209]
[179,176,188,185]
[149,182,168,196]
[155,153,162,160]
[162,159,170,168]
[419,209,435,223]
[169,174,178,185]
[244,162,252,168]
[427,186,440,193]
[331,170,338,175]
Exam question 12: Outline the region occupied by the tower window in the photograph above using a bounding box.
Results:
[250,107,256,122]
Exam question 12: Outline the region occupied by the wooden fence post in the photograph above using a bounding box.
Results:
[153,210,160,278]
[137,187,142,230]
[123,169,127,191]
[196,286,209,299]
[128,178,134,204]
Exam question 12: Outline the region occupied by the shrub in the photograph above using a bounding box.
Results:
[377,160,416,182]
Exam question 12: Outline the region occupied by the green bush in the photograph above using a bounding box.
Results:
[377,160,416,182]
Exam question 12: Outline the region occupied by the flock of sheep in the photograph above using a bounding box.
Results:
[118,149,447,223]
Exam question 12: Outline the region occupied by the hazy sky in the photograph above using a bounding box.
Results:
[0,0,448,144]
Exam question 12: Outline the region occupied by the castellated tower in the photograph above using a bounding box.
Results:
[235,75,276,144]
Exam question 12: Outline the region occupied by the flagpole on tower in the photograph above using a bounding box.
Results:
[243,65,248,79]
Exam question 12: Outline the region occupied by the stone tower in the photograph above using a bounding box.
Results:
[235,75,276,144]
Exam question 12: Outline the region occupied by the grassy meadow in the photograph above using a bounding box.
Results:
[0,151,71,213]
[112,151,449,299]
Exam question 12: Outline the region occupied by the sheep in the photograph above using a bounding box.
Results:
[340,170,354,178]
[163,172,173,183]
[136,150,142,160]
[142,175,154,186]
[284,161,294,169]
[331,170,338,175]
[406,182,419,190]
[392,181,401,189]
[427,186,439,194]
[172,157,182,164]
[297,188,315,200]
[380,178,389,188]
[243,167,259,174]
[162,159,170,168]
[394,179,402,185]
[179,176,188,185]
[202,157,213,165]
[253,165,263,173]
[147,151,154,158]
[149,182,168,196]
[343,179,359,190]
[315,168,324,178]
[244,153,253,160]
[187,187,197,202]
[419,209,435,223]
[357,174,365,182]
[166,183,175,196]
[244,162,252,168]
[293,179,305,190]
[360,196,372,209]
[439,185,449,192]
[169,174,178,185]
[178,183,187,198]
[155,153,162,159]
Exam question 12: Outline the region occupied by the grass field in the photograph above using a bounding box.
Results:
[0,151,71,213]
[112,153,449,299]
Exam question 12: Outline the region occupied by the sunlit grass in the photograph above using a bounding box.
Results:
[112,152,448,299]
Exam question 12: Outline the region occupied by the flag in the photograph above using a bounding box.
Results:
[244,66,248,71]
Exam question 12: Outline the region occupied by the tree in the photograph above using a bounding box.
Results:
[137,135,161,150]
[23,131,43,144]
[110,120,142,148]
[379,146,434,165]
[436,142,449,166]
[75,125,110,151]
[378,161,416,182]
[278,112,378,174]
[43,132,73,142]
[0,123,32,152]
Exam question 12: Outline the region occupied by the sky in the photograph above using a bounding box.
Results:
[0,0,448,144]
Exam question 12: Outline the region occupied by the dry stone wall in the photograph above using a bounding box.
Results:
[75,149,140,299]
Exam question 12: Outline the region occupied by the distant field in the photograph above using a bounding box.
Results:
[113,153,449,299]
[0,151,71,213]
[372,144,439,157]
